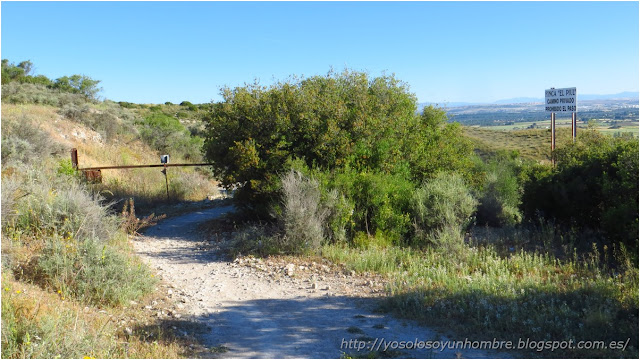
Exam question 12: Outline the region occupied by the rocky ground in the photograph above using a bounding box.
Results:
[131,205,510,359]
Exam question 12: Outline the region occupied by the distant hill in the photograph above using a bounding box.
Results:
[577,91,639,101]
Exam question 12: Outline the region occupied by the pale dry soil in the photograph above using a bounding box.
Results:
[133,205,510,359]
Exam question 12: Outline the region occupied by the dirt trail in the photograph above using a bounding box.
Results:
[133,205,509,359]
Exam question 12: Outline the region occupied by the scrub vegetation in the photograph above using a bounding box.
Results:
[2,60,637,358]
[203,70,638,358]
[1,59,218,358]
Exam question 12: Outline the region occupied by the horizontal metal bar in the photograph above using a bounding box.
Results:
[79,163,214,171]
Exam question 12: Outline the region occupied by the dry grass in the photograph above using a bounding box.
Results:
[464,126,574,162]
[1,102,220,358]
[1,271,204,359]
[1,104,220,215]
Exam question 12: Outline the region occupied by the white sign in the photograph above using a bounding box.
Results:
[545,87,577,113]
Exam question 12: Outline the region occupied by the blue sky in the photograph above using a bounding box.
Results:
[2,1,638,104]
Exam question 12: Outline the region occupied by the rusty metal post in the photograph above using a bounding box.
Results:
[161,165,169,201]
[71,148,78,170]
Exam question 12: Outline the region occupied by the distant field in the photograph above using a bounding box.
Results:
[465,118,638,162]
[464,127,574,162]
[476,119,639,137]
[598,125,639,137]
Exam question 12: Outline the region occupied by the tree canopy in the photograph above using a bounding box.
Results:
[2,59,102,100]
[203,70,473,211]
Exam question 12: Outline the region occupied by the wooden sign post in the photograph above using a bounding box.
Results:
[545,87,577,163]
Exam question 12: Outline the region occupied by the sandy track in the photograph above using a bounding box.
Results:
[133,205,509,359]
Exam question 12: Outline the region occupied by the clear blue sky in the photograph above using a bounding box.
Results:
[2,1,638,104]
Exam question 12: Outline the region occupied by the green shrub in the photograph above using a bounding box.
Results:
[137,113,202,160]
[51,74,102,100]
[522,131,639,262]
[411,172,478,248]
[1,82,87,107]
[287,160,414,246]
[4,168,155,307]
[36,235,155,306]
[336,170,414,244]
[320,187,353,244]
[117,101,137,109]
[11,169,118,243]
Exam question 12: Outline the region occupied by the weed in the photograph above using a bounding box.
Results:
[323,241,638,358]
[120,198,166,236]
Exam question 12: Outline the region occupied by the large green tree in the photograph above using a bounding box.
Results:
[203,70,473,212]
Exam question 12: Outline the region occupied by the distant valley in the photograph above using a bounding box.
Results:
[419,92,639,126]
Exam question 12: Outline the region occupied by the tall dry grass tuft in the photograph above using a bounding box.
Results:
[275,170,329,254]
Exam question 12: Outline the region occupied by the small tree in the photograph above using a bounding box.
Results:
[53,74,102,100]
[17,60,33,76]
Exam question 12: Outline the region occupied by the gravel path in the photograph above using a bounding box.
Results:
[133,205,510,359]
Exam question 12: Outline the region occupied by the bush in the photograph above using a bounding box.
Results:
[1,82,87,107]
[118,101,137,109]
[35,235,155,306]
[137,113,202,160]
[203,69,473,213]
[522,131,639,262]
[59,103,92,121]
[273,170,328,254]
[58,103,137,142]
[412,172,478,248]
[331,170,414,245]
[13,171,118,243]
[4,168,156,307]
[1,115,68,166]
[320,187,353,244]
[51,74,102,100]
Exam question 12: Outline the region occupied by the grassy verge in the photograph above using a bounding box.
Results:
[1,270,211,359]
[1,158,212,358]
[321,235,638,358]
